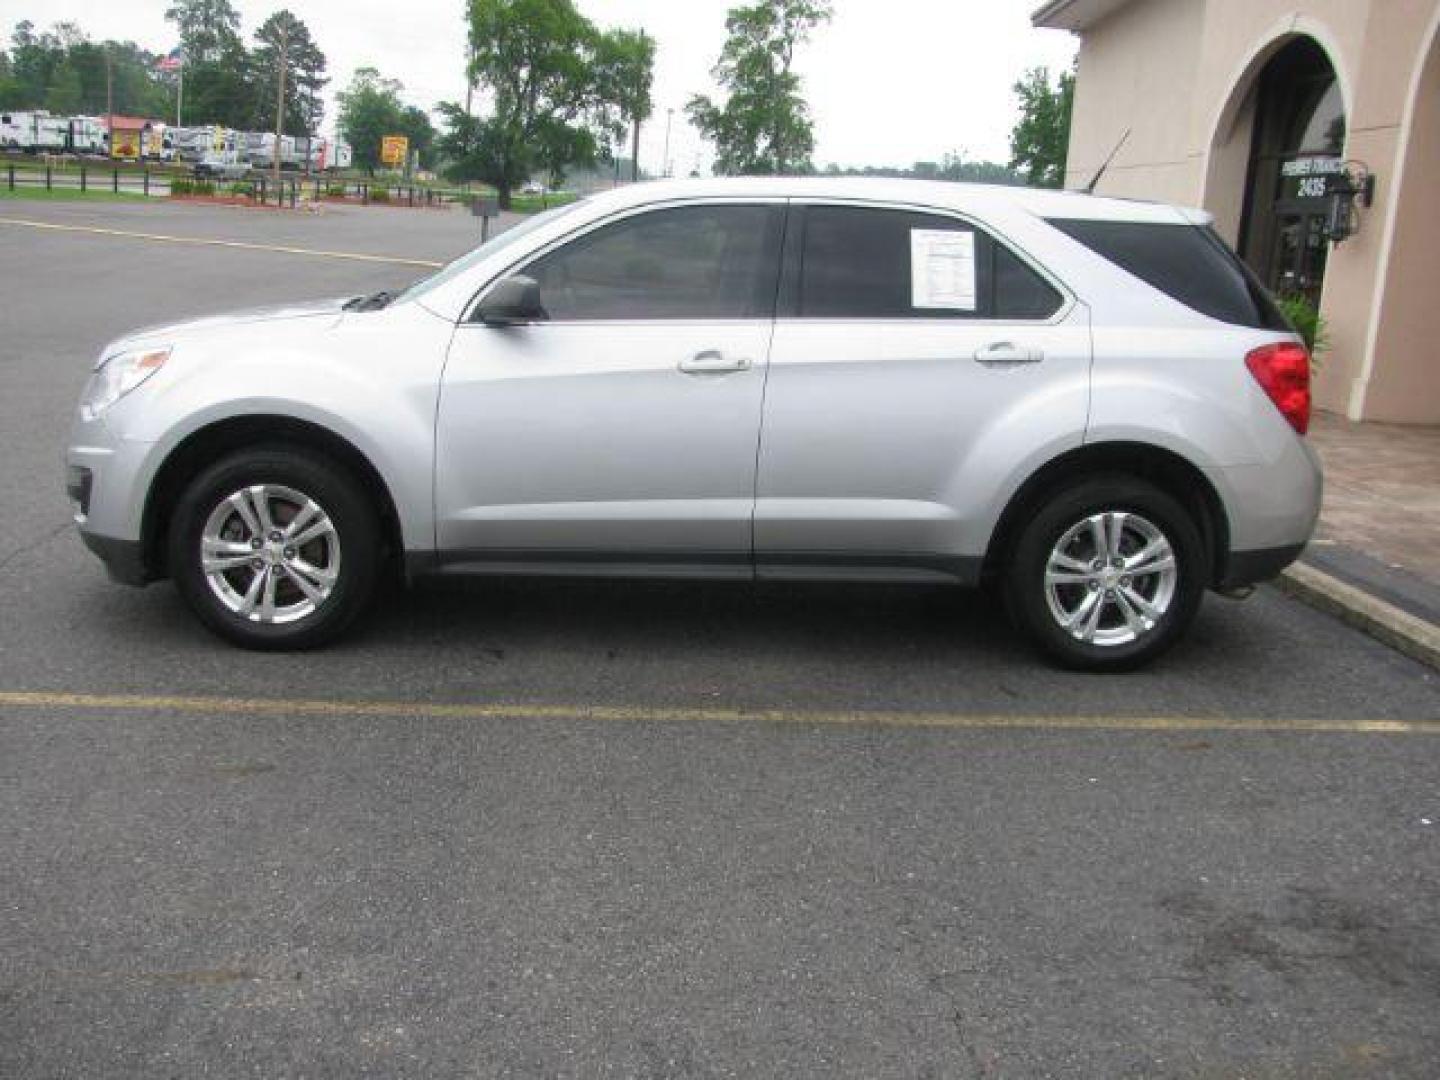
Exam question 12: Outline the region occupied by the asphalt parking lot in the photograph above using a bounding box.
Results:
[2,198,1438,1078]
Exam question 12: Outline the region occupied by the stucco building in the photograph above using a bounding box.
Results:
[1033,0,1440,424]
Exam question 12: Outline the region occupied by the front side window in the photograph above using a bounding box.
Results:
[399,200,588,306]
[796,205,1062,320]
[525,204,783,320]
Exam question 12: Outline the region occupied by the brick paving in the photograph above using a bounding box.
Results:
[1306,410,1440,586]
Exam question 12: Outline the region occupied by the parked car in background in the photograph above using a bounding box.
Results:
[240,131,302,170]
[65,178,1321,669]
[170,125,234,165]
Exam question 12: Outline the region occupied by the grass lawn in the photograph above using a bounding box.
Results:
[0,156,191,177]
[0,186,152,202]
[509,191,580,213]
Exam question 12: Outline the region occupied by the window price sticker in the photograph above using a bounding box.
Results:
[910,229,976,310]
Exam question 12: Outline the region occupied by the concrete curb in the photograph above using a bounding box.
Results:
[1277,562,1440,671]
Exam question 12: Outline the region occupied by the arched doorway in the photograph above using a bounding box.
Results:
[1236,38,1346,307]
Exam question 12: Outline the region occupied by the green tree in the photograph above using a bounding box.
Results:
[397,105,436,169]
[43,58,82,114]
[10,21,64,106]
[250,10,327,137]
[820,151,1023,185]
[2,20,174,116]
[0,50,18,109]
[437,0,638,207]
[1008,65,1074,188]
[165,0,253,127]
[106,40,177,118]
[595,28,655,181]
[164,0,240,60]
[686,0,831,175]
[337,66,407,171]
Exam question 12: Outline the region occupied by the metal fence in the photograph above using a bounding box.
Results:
[2,162,474,210]
[4,162,169,197]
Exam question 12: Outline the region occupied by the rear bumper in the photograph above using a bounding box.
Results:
[1216,542,1306,590]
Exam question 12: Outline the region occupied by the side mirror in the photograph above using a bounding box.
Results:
[474,274,546,326]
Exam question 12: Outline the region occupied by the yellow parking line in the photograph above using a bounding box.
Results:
[0,216,445,268]
[0,690,1433,735]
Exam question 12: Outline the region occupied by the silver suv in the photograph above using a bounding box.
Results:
[66,178,1321,669]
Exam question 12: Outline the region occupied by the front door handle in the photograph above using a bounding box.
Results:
[974,341,1043,366]
[679,349,750,375]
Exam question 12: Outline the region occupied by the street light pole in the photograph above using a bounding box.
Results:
[630,29,647,184]
[662,108,673,178]
[105,47,113,159]
[273,21,288,201]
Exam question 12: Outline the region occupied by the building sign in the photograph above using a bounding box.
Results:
[110,128,143,160]
[1280,155,1346,201]
[380,135,409,168]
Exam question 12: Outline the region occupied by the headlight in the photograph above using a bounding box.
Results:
[80,346,170,421]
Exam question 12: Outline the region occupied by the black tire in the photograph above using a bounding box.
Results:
[1004,475,1208,671]
[167,445,381,650]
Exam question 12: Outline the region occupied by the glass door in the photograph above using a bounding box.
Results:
[1268,205,1330,307]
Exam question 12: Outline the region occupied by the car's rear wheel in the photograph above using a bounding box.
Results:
[167,446,380,649]
[1005,476,1207,671]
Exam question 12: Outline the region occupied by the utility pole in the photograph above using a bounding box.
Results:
[104,46,113,159]
[662,108,673,178]
[464,38,476,117]
[273,20,288,199]
[630,29,646,183]
[630,115,641,183]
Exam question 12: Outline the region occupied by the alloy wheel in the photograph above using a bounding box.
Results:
[199,484,341,624]
[1042,511,1178,647]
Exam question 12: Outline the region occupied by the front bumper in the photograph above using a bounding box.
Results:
[78,530,151,587]
[67,408,157,588]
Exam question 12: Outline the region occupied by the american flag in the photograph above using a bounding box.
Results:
[155,47,185,73]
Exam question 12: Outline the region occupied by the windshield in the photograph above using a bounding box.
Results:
[396,200,588,306]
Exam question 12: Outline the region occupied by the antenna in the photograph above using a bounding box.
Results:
[1081,128,1130,195]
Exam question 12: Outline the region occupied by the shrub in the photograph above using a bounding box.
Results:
[172,178,215,197]
[326,183,348,198]
[227,181,255,198]
[368,186,390,203]
[1276,293,1329,361]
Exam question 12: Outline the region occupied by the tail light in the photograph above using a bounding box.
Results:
[1245,342,1311,435]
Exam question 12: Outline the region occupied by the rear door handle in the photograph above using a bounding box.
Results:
[974,341,1043,365]
[679,349,750,374]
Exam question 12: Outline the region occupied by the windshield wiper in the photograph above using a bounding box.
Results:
[343,289,396,312]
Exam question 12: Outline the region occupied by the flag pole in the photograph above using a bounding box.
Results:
[176,64,183,127]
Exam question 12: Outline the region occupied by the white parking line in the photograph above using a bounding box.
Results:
[0,216,446,268]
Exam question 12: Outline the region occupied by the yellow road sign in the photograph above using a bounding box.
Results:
[380,134,409,167]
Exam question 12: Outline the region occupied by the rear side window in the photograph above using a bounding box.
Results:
[796,205,1062,320]
[1047,218,1287,329]
[994,244,1064,320]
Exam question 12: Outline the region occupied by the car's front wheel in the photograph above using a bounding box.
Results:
[1005,476,1208,671]
[167,446,381,649]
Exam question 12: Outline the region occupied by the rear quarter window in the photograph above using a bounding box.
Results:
[1047,218,1288,330]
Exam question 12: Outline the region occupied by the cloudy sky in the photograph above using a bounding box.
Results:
[1,0,1076,173]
